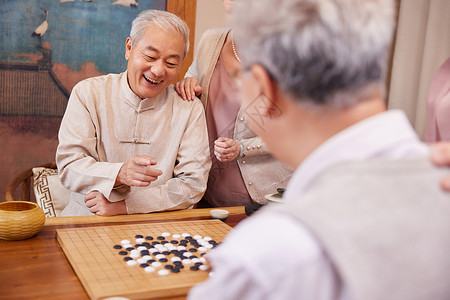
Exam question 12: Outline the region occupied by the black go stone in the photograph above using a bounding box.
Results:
[140,250,150,256]
[171,268,180,273]
[194,262,203,266]
[157,236,165,240]
[190,266,199,271]
[134,244,143,248]
[164,265,174,270]
[159,258,168,263]
[125,247,134,251]
[135,234,144,238]
[140,263,149,268]
[147,259,156,263]
[190,255,198,259]
[162,251,170,255]
[145,236,154,240]
[170,240,179,244]
[153,251,161,255]
[124,257,133,261]
[189,248,198,252]
[142,242,151,247]
[119,251,128,255]
[113,245,122,249]
[152,241,160,245]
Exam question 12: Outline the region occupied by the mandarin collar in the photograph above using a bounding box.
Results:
[120,70,166,112]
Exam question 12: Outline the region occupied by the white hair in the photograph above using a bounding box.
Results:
[232,0,395,108]
[130,10,190,57]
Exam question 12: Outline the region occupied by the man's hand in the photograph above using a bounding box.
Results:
[174,77,203,101]
[430,142,450,190]
[116,155,163,187]
[84,191,127,216]
[214,137,241,162]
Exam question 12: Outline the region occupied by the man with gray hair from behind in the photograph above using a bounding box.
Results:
[188,0,450,299]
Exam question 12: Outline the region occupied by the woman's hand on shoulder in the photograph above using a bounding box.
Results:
[430,142,450,190]
[174,77,203,101]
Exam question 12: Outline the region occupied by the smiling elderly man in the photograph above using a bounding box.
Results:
[57,10,211,216]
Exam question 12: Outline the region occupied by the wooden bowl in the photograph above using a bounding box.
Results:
[0,201,45,240]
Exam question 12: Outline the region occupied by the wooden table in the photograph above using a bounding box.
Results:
[0,206,247,300]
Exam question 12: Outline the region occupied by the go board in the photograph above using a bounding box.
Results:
[56,219,232,300]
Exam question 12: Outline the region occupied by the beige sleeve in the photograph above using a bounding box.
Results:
[56,82,123,200]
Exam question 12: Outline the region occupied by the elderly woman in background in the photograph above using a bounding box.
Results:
[175,0,293,207]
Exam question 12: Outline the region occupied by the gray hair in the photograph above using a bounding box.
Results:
[130,10,190,57]
[232,0,395,108]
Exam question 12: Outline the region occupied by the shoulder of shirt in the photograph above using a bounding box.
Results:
[72,72,122,90]
[221,208,322,259]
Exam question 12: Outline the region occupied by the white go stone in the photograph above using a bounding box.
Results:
[121,240,131,245]
[145,266,156,273]
[127,260,137,266]
[199,265,210,271]
[161,232,171,237]
[172,234,181,239]
[136,238,145,243]
[158,269,169,276]
[137,258,147,264]
[151,261,162,268]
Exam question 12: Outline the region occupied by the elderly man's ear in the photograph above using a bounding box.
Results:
[250,64,283,118]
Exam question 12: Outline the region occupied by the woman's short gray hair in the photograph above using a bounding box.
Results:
[130,10,190,57]
[232,0,395,108]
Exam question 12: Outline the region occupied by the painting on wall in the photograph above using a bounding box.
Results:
[0,0,167,201]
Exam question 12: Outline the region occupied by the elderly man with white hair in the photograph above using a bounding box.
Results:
[57,10,211,216]
[188,0,450,299]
